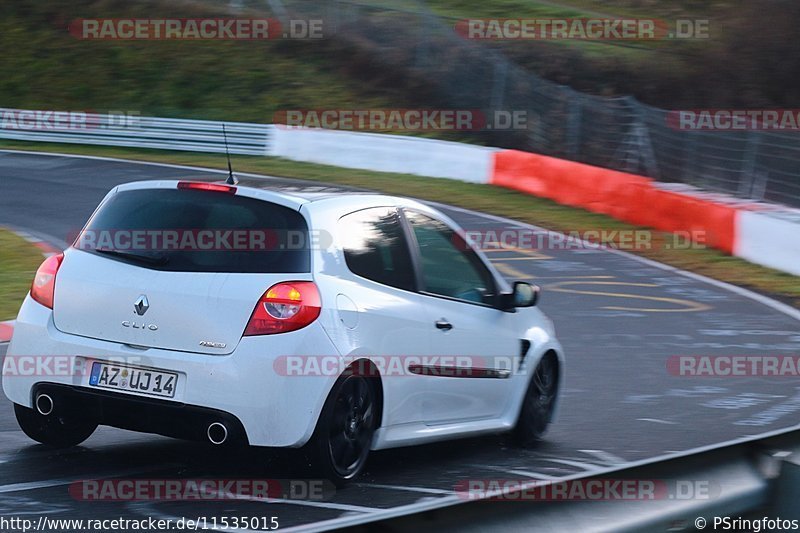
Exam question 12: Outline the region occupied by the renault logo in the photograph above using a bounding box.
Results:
[134,295,149,316]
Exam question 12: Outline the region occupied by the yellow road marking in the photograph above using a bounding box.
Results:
[480,244,552,260]
[490,256,548,261]
[545,281,711,313]
[529,275,616,280]
[495,262,532,280]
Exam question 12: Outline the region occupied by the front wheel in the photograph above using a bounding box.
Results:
[308,374,377,486]
[514,354,558,447]
[14,403,97,448]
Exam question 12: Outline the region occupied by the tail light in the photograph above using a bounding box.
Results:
[30,253,64,309]
[244,281,321,336]
[177,181,236,194]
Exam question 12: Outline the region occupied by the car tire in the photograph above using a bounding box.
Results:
[14,403,97,448]
[514,353,558,448]
[307,373,377,487]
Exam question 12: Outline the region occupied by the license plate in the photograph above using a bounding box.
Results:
[89,362,178,398]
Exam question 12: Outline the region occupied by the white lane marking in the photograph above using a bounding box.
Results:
[2,223,68,250]
[6,228,61,255]
[215,489,379,513]
[637,418,678,425]
[467,464,558,480]
[0,478,82,493]
[0,149,251,174]
[253,498,378,513]
[541,458,606,472]
[0,495,70,516]
[495,469,558,480]
[0,466,178,494]
[578,449,626,465]
[4,149,797,322]
[355,483,454,495]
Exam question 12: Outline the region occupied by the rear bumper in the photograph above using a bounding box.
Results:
[3,295,341,447]
[33,383,250,445]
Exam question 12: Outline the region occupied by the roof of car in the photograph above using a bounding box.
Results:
[233,176,373,202]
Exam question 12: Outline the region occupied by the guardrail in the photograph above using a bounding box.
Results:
[311,428,799,533]
[0,107,497,183]
[0,109,271,156]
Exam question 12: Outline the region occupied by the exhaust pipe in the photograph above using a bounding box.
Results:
[207,422,228,445]
[35,394,54,416]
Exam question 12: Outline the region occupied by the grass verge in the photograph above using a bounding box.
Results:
[0,228,44,321]
[1,139,798,309]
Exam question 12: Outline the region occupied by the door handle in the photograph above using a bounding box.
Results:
[435,320,453,331]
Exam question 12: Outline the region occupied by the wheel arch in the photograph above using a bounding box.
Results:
[514,347,563,426]
[313,358,385,432]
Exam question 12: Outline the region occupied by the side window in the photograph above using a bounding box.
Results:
[339,207,416,291]
[405,210,495,304]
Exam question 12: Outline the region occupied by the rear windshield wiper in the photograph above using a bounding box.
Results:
[93,248,169,266]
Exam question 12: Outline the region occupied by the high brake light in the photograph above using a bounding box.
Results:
[177,181,236,194]
[244,281,321,336]
[30,253,64,309]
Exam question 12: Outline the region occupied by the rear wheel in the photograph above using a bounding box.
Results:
[14,403,97,448]
[308,374,377,486]
[514,354,558,447]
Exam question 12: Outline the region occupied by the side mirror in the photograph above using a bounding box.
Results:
[512,282,539,308]
[498,282,540,310]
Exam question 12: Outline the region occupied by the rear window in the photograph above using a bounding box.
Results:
[76,188,310,273]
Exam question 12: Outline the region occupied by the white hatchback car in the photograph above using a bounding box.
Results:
[3,178,564,484]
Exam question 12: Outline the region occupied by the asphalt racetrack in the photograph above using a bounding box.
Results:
[1,150,799,531]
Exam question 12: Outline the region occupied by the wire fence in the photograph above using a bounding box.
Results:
[246,0,800,208]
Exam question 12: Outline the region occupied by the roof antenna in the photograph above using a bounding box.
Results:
[222,123,238,185]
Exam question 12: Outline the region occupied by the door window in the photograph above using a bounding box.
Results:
[339,207,416,291]
[404,210,495,304]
